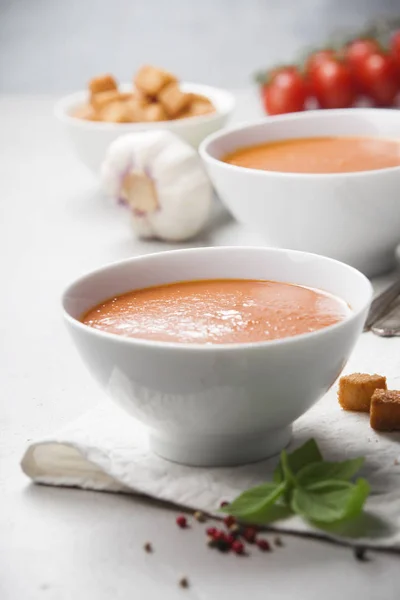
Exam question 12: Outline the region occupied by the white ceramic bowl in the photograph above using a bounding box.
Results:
[55,82,235,174]
[62,247,372,467]
[200,108,400,277]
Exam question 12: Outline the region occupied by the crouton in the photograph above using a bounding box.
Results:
[91,91,131,110]
[177,93,215,119]
[134,65,176,97]
[89,74,118,96]
[338,373,387,412]
[120,97,144,122]
[370,389,400,431]
[100,101,136,123]
[186,99,215,117]
[158,81,190,118]
[141,102,168,122]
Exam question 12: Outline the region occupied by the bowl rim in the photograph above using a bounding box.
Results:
[54,81,236,131]
[199,107,400,179]
[62,246,372,352]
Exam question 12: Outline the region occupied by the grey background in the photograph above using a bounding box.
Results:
[1,0,399,92]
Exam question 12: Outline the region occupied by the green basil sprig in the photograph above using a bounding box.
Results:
[220,439,370,529]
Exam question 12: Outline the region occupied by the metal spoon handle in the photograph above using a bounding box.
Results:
[371,300,400,337]
[364,277,400,332]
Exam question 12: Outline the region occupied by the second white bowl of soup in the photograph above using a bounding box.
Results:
[200,108,400,276]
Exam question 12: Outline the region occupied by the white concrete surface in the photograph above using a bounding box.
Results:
[0,93,399,600]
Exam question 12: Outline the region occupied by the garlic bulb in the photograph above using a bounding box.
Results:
[101,131,212,241]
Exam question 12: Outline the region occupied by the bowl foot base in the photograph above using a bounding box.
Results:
[149,426,292,467]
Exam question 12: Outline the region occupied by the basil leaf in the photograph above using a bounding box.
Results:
[221,481,287,523]
[291,478,370,523]
[297,457,364,486]
[236,502,292,525]
[274,438,323,483]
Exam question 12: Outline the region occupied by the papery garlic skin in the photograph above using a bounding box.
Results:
[101,131,212,241]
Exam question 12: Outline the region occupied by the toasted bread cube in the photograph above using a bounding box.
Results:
[338,373,387,412]
[178,94,215,119]
[73,104,100,121]
[89,74,117,96]
[187,92,214,105]
[141,103,168,122]
[134,65,176,97]
[91,91,131,110]
[370,389,400,430]
[100,101,135,123]
[122,97,144,122]
[134,88,153,106]
[187,99,215,117]
[158,82,190,118]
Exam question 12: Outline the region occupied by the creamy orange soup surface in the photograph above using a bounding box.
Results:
[81,279,349,344]
[223,136,400,174]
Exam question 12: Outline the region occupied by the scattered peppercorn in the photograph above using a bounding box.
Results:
[226,534,236,545]
[193,510,206,522]
[257,539,271,552]
[354,546,369,562]
[243,527,257,543]
[210,529,230,552]
[220,501,229,508]
[179,577,189,589]
[274,536,283,547]
[213,530,226,542]
[206,527,217,537]
[143,542,153,553]
[232,540,245,555]
[223,515,236,528]
[176,515,188,529]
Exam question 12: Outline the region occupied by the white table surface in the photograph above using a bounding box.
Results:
[0,92,399,600]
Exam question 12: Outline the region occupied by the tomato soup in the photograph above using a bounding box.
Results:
[223,136,400,174]
[81,279,349,344]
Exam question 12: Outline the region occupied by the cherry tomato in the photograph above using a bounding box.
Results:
[358,51,399,106]
[262,68,307,115]
[305,49,336,78]
[344,38,380,70]
[311,58,356,109]
[390,30,400,70]
[344,38,381,92]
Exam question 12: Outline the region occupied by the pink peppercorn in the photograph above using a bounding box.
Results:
[257,539,271,552]
[243,527,257,543]
[220,501,229,508]
[206,527,217,538]
[213,530,226,542]
[223,515,236,528]
[176,515,187,528]
[232,540,245,555]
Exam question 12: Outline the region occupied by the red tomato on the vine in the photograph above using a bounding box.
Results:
[358,51,399,106]
[262,67,307,115]
[305,49,336,78]
[311,58,356,109]
[344,38,381,70]
[343,38,381,92]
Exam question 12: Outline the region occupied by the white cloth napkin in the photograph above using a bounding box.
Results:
[21,334,400,550]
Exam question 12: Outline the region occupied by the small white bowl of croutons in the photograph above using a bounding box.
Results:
[55,65,236,174]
